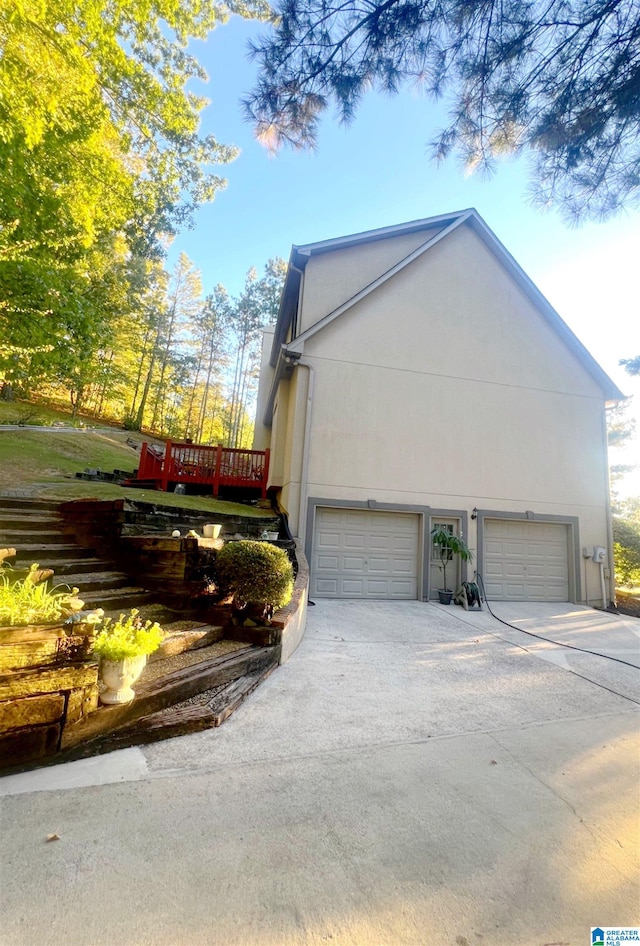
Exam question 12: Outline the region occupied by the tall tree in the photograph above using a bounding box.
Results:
[245,0,640,221]
[189,288,233,442]
[0,0,269,389]
[227,258,286,447]
[150,254,202,432]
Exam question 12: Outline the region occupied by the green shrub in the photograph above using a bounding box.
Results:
[613,517,640,587]
[216,541,294,612]
[91,609,164,661]
[0,564,82,626]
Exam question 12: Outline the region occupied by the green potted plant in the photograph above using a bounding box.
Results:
[0,561,83,628]
[91,609,164,704]
[216,540,294,624]
[430,525,473,605]
[0,560,89,674]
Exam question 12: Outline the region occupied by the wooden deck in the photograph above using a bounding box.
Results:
[126,441,270,497]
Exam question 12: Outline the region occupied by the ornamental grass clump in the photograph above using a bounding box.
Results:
[0,564,82,626]
[91,609,164,662]
[216,540,294,620]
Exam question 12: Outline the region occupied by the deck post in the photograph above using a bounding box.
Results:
[161,440,172,492]
[138,442,150,480]
[213,444,223,496]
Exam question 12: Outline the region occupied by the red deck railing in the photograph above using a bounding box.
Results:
[136,441,270,497]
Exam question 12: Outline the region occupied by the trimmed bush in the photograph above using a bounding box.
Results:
[216,541,294,615]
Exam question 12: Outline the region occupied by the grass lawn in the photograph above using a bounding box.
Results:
[0,398,107,428]
[0,403,270,519]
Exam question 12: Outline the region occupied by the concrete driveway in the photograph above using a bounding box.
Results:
[1,600,639,946]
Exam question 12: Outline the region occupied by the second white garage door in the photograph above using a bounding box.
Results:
[311,507,420,598]
[483,518,569,601]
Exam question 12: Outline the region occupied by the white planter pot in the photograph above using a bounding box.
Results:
[99,655,147,705]
[203,523,222,539]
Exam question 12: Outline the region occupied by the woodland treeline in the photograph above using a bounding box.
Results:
[34,254,284,448]
[0,0,280,447]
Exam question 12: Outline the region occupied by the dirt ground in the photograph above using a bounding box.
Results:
[614,589,640,618]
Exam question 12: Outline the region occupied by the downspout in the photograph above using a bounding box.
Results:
[286,257,313,544]
[603,403,616,607]
[296,358,315,546]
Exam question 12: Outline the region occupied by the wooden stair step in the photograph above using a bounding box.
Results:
[0,515,63,530]
[1,530,67,544]
[0,498,62,511]
[59,662,277,757]
[52,571,130,593]
[78,587,155,609]
[12,544,96,561]
[207,665,277,726]
[61,645,275,752]
[37,557,119,576]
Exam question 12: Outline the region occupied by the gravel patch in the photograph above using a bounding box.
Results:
[140,639,249,686]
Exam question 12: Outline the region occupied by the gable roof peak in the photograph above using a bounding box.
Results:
[292,208,478,261]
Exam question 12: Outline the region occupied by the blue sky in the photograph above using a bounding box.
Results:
[170,15,640,498]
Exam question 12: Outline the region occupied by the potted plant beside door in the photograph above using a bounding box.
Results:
[430,525,473,605]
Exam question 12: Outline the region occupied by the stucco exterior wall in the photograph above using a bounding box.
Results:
[252,328,275,452]
[268,378,290,489]
[273,224,612,603]
[277,368,307,523]
[298,228,444,334]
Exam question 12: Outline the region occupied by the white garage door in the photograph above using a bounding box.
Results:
[483,519,569,601]
[311,507,420,598]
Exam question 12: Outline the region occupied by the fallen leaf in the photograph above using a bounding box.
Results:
[46,833,60,842]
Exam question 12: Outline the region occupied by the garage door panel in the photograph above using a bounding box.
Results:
[316,579,338,594]
[548,565,567,579]
[484,519,569,601]
[527,564,545,578]
[368,556,390,573]
[393,537,416,552]
[366,579,389,594]
[392,559,415,575]
[505,563,525,577]
[343,555,367,570]
[484,561,504,576]
[317,531,340,549]
[311,508,419,599]
[389,580,416,596]
[316,554,339,571]
[342,579,366,594]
